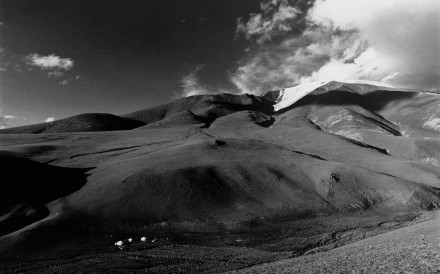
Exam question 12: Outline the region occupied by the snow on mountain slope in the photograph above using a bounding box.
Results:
[273,81,327,111]
[273,80,395,112]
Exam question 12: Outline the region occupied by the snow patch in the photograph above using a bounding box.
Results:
[275,89,285,103]
[423,117,440,131]
[274,81,327,111]
[273,80,394,112]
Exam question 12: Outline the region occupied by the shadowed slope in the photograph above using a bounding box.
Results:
[0,154,89,237]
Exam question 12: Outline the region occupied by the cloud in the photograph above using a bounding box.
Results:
[25,54,74,79]
[45,117,55,123]
[231,0,440,94]
[236,0,301,44]
[231,26,361,93]
[180,64,210,97]
[0,115,17,129]
[26,54,74,71]
[58,79,70,85]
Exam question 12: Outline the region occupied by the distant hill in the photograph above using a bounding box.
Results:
[122,93,273,127]
[0,113,145,134]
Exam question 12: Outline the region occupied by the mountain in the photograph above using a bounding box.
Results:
[1,81,440,272]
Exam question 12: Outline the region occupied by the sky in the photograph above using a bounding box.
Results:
[0,0,439,128]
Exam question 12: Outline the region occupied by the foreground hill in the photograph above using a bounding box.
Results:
[233,211,440,273]
[1,81,440,272]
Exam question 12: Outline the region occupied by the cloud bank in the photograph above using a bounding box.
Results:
[232,0,440,94]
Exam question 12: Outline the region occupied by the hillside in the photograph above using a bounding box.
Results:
[1,81,440,272]
[0,113,145,134]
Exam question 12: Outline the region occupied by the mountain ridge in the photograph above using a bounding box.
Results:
[1,80,434,135]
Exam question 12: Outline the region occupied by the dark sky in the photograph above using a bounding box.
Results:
[0,0,262,126]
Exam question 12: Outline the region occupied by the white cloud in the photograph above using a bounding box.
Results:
[180,64,209,97]
[236,0,301,44]
[231,27,362,94]
[0,115,17,129]
[231,0,440,93]
[25,53,74,80]
[302,0,440,89]
[45,117,55,123]
[26,54,74,71]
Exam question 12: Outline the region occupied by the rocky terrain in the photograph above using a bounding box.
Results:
[1,81,440,272]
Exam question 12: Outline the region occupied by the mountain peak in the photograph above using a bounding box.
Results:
[273,80,395,112]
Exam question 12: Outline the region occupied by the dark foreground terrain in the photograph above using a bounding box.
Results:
[1,81,440,272]
[1,211,439,273]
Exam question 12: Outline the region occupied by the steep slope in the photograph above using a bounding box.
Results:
[265,80,396,112]
[270,81,440,139]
